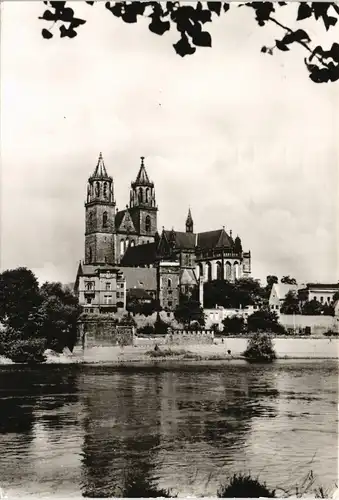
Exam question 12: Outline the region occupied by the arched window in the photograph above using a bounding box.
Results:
[95,181,100,198]
[198,263,203,279]
[234,262,240,280]
[225,262,232,280]
[167,278,172,288]
[145,215,151,233]
[206,262,212,282]
[216,261,222,280]
[89,247,92,263]
[145,188,149,203]
[102,211,108,228]
[131,240,135,247]
[138,188,143,204]
[120,239,125,256]
[88,212,93,227]
[103,182,108,199]
[125,239,129,249]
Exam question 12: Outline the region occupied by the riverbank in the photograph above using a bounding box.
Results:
[0,337,338,365]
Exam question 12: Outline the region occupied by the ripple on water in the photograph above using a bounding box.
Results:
[0,360,337,497]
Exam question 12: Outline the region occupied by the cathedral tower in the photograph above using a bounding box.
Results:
[185,208,194,233]
[128,157,158,244]
[84,153,116,265]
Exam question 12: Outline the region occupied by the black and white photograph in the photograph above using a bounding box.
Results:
[0,1,338,498]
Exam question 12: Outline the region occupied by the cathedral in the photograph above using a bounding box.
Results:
[75,153,251,313]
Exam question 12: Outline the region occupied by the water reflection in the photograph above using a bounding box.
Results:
[79,365,280,497]
[0,361,337,498]
[80,370,163,497]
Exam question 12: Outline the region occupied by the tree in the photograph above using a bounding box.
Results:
[332,291,339,303]
[0,267,42,335]
[280,290,300,314]
[39,282,81,351]
[222,316,245,335]
[204,278,263,309]
[39,2,339,83]
[301,298,323,315]
[281,276,297,285]
[174,298,205,327]
[247,309,285,334]
[266,275,278,289]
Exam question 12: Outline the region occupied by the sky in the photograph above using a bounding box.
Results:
[1,1,338,285]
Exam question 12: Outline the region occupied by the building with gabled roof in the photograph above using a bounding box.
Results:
[75,153,251,312]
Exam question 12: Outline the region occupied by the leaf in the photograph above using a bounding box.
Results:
[60,24,77,38]
[276,40,289,51]
[42,28,53,39]
[149,19,170,35]
[173,34,196,57]
[261,46,267,53]
[207,2,221,15]
[282,29,311,45]
[192,30,212,47]
[297,2,312,20]
[40,9,56,21]
[223,3,230,13]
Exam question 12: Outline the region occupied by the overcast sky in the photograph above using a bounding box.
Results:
[1,2,338,285]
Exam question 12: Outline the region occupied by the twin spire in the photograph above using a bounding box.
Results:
[91,153,152,186]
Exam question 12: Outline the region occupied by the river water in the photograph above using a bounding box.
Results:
[0,360,337,498]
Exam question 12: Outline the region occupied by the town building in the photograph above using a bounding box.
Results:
[75,153,252,312]
[269,282,339,314]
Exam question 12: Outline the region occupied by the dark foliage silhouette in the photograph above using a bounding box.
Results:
[217,473,275,497]
[39,2,339,83]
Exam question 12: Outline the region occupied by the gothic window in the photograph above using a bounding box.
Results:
[131,240,135,247]
[234,262,240,280]
[216,261,222,280]
[167,278,172,288]
[138,188,143,204]
[198,263,203,279]
[206,262,212,282]
[95,182,100,198]
[120,239,125,256]
[103,182,108,199]
[145,215,151,233]
[88,212,93,228]
[85,281,94,291]
[89,248,93,263]
[145,188,149,203]
[103,211,108,228]
[126,239,129,249]
[225,262,232,280]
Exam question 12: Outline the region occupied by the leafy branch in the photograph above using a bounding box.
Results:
[39,1,339,83]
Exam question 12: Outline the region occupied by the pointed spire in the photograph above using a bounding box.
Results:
[186,207,193,225]
[133,156,153,186]
[92,152,109,178]
[186,207,194,233]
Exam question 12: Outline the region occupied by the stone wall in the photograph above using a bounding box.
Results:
[79,319,134,347]
[165,330,214,345]
[279,314,337,335]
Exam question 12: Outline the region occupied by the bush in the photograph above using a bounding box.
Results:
[217,473,275,498]
[324,330,339,337]
[1,337,47,364]
[242,332,276,363]
[137,324,155,336]
[222,316,245,335]
[154,317,170,335]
